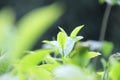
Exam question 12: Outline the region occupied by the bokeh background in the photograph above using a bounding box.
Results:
[0,0,120,52]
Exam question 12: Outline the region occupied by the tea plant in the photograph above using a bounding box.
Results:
[0,2,120,80]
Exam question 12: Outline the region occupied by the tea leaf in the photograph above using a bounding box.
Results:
[57,32,67,48]
[13,3,63,59]
[101,41,113,57]
[58,27,67,36]
[110,63,120,80]
[70,25,84,38]
[18,49,52,69]
[87,52,101,59]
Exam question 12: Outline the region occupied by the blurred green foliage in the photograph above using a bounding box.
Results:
[99,0,120,5]
[0,2,120,80]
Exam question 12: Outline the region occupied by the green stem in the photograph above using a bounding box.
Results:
[102,62,110,80]
[61,48,65,64]
[102,68,109,80]
[99,3,112,41]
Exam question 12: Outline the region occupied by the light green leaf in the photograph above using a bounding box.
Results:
[12,3,63,59]
[53,65,94,80]
[18,49,52,69]
[38,64,58,72]
[19,67,52,80]
[104,0,119,5]
[101,41,113,57]
[57,32,67,48]
[42,40,51,44]
[0,7,15,48]
[17,49,52,80]
[87,52,101,59]
[45,56,60,65]
[70,25,84,38]
[110,63,120,80]
[0,7,15,28]
[0,8,15,74]
[58,27,68,36]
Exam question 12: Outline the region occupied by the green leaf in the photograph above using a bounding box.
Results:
[70,25,84,38]
[58,27,68,36]
[99,0,105,4]
[101,41,113,57]
[17,49,52,80]
[0,7,15,74]
[0,7,15,28]
[42,40,59,47]
[104,0,118,5]
[42,40,52,44]
[38,64,58,72]
[57,32,67,48]
[20,67,52,80]
[0,7,15,48]
[112,0,118,4]
[45,56,60,65]
[11,3,63,59]
[53,65,94,80]
[87,52,101,59]
[64,37,83,57]
[110,63,120,80]
[18,49,52,70]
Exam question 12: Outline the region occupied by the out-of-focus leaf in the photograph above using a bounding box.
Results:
[0,73,18,80]
[96,71,104,80]
[0,7,15,47]
[110,63,120,80]
[99,0,105,4]
[0,7,15,74]
[57,32,67,49]
[70,45,90,67]
[53,65,94,80]
[0,7,15,28]
[17,66,52,80]
[100,0,120,5]
[12,3,63,59]
[42,40,52,45]
[16,49,52,80]
[70,25,84,38]
[18,49,52,70]
[38,64,58,72]
[87,52,101,59]
[27,67,52,80]
[101,41,113,57]
[0,59,10,75]
[45,56,60,65]
[109,53,120,65]
[70,43,100,67]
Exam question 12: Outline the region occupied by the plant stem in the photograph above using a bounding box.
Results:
[99,3,112,41]
[102,61,110,80]
[102,68,109,80]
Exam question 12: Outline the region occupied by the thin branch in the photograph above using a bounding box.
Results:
[99,3,112,41]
